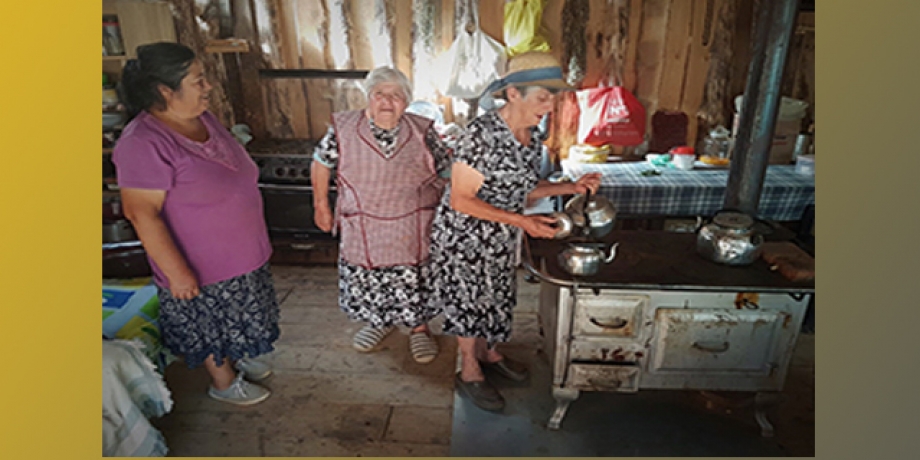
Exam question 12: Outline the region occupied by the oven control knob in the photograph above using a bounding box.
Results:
[274,167,286,178]
[301,168,310,178]
[288,168,298,177]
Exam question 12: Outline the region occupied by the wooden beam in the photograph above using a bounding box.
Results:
[205,38,251,53]
[729,0,754,112]
[623,0,643,94]
[561,0,589,87]
[292,0,336,139]
[698,0,738,135]
[229,0,267,139]
[253,0,295,138]
[478,0,504,44]
[583,0,610,88]
[390,0,414,81]
[345,0,380,70]
[166,0,235,127]
[655,0,692,112]
[635,0,670,117]
[680,0,715,147]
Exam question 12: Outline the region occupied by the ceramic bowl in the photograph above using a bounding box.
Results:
[103,112,123,129]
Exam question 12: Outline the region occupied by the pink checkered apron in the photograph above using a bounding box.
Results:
[333,110,444,269]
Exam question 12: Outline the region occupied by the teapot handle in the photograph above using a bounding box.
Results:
[605,243,619,263]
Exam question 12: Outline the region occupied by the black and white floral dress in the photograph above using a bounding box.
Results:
[428,111,543,345]
[314,120,451,328]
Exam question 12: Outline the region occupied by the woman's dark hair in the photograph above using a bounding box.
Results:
[117,42,197,121]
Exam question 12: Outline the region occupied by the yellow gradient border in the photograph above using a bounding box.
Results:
[2,0,918,459]
[1,1,99,458]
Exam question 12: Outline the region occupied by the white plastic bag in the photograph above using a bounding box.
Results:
[438,2,506,99]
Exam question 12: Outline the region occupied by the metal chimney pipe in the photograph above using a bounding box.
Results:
[724,0,801,215]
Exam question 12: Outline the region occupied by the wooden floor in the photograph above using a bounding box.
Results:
[152,264,814,457]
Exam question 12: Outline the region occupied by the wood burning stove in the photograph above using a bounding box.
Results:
[249,140,339,265]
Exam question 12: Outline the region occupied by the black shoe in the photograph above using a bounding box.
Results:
[455,373,505,412]
[481,357,529,382]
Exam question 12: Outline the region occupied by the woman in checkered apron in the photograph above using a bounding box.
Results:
[311,67,451,364]
[428,52,601,411]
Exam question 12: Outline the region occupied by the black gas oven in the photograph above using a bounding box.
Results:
[249,140,339,265]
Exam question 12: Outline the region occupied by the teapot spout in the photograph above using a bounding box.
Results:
[605,243,619,263]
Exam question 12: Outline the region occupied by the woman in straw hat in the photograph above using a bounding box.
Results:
[428,51,601,412]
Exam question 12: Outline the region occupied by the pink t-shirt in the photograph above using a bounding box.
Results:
[113,111,271,288]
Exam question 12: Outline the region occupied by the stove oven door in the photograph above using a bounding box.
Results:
[645,307,795,390]
[258,183,336,236]
[259,183,338,264]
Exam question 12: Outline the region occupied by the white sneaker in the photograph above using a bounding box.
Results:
[235,357,273,382]
[208,374,271,406]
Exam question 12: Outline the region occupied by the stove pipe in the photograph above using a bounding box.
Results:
[724,0,801,216]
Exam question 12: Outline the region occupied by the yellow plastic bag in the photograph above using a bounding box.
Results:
[504,0,551,57]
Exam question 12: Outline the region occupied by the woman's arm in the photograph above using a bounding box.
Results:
[310,127,338,232]
[450,162,558,239]
[120,188,199,299]
[424,126,453,178]
[527,173,602,200]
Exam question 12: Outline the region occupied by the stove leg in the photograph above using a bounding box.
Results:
[754,391,783,438]
[547,387,580,430]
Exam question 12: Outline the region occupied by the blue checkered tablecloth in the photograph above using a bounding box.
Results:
[561,161,815,221]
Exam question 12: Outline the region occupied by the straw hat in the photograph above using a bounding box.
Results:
[481,51,574,98]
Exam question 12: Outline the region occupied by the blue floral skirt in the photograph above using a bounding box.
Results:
[157,263,280,368]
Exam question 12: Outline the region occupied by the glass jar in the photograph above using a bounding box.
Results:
[103,16,125,56]
[700,126,732,166]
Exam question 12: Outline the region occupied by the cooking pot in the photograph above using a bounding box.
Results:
[103,219,137,243]
[564,193,617,239]
[550,212,577,239]
[558,242,619,276]
[695,210,764,266]
[103,247,151,278]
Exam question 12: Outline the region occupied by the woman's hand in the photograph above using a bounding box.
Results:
[168,269,200,300]
[520,214,559,239]
[314,203,333,232]
[572,172,602,195]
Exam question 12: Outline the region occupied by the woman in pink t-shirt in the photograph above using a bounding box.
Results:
[113,42,278,406]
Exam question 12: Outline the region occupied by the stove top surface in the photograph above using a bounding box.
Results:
[247,140,319,184]
[247,138,317,155]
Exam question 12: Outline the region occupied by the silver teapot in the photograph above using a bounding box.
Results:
[695,210,764,266]
[562,193,617,239]
[558,242,619,276]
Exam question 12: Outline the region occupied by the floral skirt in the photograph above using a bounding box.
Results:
[338,258,437,329]
[157,263,280,368]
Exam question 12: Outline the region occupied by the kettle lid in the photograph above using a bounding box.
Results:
[713,211,754,229]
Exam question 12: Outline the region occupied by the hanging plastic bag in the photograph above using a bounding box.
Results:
[504,0,551,57]
[439,1,507,99]
[576,86,647,146]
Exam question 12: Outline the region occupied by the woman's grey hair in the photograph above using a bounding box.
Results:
[362,67,413,102]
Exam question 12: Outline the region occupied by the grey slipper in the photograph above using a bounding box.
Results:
[481,357,529,382]
[455,373,505,412]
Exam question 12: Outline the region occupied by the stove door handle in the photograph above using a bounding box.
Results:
[692,341,730,353]
[258,183,313,192]
[589,317,628,330]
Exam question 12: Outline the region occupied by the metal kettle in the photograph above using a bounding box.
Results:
[695,210,764,266]
[558,242,619,276]
[563,193,617,239]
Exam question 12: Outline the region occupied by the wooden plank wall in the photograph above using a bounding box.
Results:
[169,0,814,150]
